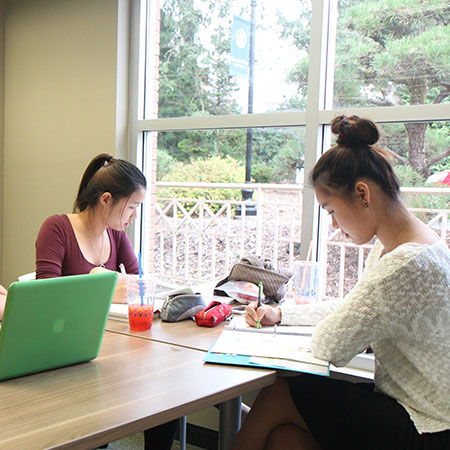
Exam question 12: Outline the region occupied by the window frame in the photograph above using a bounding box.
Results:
[128,0,450,272]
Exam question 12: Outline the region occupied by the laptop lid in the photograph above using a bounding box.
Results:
[0,272,117,381]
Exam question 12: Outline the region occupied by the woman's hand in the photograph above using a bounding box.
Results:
[89,266,109,275]
[112,278,128,304]
[0,284,7,320]
[245,302,281,328]
[89,266,127,304]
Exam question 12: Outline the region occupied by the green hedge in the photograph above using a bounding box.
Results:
[157,156,245,214]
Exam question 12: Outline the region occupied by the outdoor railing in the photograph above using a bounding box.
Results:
[154,182,449,300]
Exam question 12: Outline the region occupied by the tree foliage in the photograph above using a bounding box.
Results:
[158,0,241,163]
[157,0,450,185]
[281,0,450,179]
[157,0,303,183]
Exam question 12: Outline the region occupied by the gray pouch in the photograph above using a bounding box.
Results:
[160,293,206,322]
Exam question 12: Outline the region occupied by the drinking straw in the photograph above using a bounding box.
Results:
[298,241,313,298]
[138,253,144,306]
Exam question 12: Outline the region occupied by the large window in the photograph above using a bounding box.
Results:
[144,0,311,120]
[333,0,450,109]
[131,0,450,295]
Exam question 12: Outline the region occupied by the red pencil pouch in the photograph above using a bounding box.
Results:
[194,301,232,327]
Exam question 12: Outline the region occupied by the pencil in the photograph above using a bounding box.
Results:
[256,282,263,329]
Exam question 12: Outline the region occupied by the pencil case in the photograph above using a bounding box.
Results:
[194,301,232,327]
[160,293,205,322]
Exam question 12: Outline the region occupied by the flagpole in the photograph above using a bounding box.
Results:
[240,0,257,216]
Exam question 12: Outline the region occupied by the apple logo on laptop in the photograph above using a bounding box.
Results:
[52,318,66,334]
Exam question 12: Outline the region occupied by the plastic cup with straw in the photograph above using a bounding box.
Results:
[295,241,319,304]
[298,241,313,297]
[127,254,154,331]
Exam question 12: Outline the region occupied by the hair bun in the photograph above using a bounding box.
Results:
[331,115,379,147]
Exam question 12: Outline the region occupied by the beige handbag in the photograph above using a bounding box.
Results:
[214,254,292,303]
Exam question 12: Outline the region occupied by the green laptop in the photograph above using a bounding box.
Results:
[0,272,117,381]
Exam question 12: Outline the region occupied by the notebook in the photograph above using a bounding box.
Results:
[0,272,117,381]
[204,315,330,375]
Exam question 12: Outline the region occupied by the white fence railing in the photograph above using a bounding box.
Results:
[153,182,450,300]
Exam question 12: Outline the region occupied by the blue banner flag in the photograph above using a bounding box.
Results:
[229,15,250,78]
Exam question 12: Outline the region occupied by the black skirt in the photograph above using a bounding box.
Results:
[286,374,450,450]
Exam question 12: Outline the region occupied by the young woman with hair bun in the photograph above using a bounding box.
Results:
[35,153,178,450]
[233,116,450,450]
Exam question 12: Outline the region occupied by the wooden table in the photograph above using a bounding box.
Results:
[0,331,276,450]
[105,318,374,380]
[105,316,373,448]
[106,318,241,449]
[105,317,222,352]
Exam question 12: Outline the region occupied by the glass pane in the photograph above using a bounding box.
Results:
[146,0,311,119]
[156,126,306,183]
[143,127,306,284]
[380,121,450,190]
[333,0,450,109]
[326,120,450,188]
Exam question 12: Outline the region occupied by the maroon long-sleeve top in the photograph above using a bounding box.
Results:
[35,214,139,279]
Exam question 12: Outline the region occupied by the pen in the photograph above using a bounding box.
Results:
[256,282,263,329]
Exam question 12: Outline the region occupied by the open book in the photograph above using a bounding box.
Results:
[204,316,329,375]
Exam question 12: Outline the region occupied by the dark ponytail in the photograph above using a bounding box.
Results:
[310,115,400,200]
[73,154,147,212]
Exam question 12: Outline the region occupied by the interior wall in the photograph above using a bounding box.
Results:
[2,0,121,285]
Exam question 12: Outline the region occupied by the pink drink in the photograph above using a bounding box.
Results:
[128,304,154,331]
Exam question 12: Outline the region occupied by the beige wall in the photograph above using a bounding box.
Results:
[2,0,123,285]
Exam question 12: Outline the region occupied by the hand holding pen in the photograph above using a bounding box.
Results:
[119,263,127,280]
[245,283,282,328]
[106,263,127,304]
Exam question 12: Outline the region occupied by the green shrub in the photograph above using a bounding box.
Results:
[394,165,449,221]
[252,162,273,183]
[157,149,175,181]
[157,156,245,213]
[394,164,426,188]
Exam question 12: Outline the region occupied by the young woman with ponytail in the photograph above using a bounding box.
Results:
[233,116,450,450]
[35,153,178,450]
[36,153,146,286]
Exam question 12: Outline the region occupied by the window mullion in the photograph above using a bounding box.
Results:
[301,0,331,261]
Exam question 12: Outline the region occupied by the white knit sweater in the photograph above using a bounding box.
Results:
[281,240,450,433]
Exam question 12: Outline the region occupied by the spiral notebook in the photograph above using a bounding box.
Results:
[204,316,329,375]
